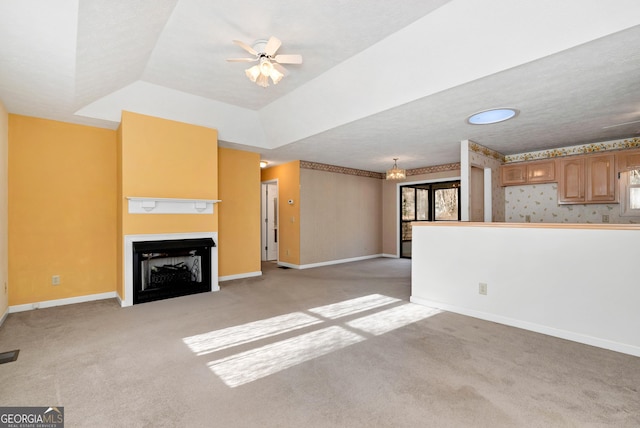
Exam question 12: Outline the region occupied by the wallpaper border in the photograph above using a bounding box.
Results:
[504,137,640,163]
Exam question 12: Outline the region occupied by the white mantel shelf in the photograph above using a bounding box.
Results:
[127,197,221,214]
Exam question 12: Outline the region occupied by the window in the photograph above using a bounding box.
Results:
[620,169,640,216]
[400,181,460,258]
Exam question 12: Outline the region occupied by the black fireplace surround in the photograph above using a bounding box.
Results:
[132,238,215,304]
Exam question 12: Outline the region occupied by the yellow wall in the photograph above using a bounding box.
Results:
[118,112,218,301]
[116,124,123,299]
[8,115,117,306]
[261,161,300,265]
[0,101,8,316]
[120,111,218,236]
[218,148,261,277]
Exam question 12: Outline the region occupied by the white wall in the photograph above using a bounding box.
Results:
[410,223,640,356]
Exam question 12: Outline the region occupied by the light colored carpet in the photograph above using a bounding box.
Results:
[1,258,639,427]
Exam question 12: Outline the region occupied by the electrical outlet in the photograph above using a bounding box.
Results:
[525,215,531,223]
[602,214,610,223]
[479,282,488,295]
[52,275,61,286]
[286,249,290,256]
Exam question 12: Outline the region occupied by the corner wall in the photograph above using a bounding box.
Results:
[218,147,261,278]
[0,101,8,321]
[8,115,117,306]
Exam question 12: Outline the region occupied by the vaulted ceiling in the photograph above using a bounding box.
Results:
[1,1,639,172]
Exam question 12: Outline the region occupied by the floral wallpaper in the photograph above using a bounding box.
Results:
[504,137,640,163]
[505,183,640,224]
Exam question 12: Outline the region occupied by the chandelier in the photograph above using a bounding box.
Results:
[386,158,406,180]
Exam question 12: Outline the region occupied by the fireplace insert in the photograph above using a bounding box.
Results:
[132,238,215,304]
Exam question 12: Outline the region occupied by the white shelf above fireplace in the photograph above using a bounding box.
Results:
[127,197,221,214]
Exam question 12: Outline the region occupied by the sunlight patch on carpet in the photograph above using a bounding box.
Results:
[183,312,322,356]
[308,294,400,319]
[208,326,365,387]
[183,294,441,388]
[347,304,441,336]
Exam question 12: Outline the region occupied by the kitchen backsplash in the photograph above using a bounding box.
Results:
[505,183,640,224]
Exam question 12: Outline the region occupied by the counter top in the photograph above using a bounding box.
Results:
[411,221,640,231]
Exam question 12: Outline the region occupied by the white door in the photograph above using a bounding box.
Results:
[261,182,278,261]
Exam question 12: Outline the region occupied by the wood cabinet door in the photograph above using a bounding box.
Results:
[500,164,526,186]
[527,160,555,183]
[586,154,616,203]
[618,149,640,171]
[558,157,585,204]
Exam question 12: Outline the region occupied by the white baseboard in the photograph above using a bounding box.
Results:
[277,261,300,269]
[0,306,8,328]
[409,296,640,358]
[9,291,118,313]
[219,271,262,282]
[295,254,383,270]
[381,253,399,258]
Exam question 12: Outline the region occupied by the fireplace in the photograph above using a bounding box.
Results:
[123,232,219,306]
[132,238,214,304]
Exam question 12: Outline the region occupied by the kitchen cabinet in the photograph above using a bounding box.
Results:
[558,154,616,204]
[617,148,640,171]
[500,160,555,186]
[527,160,556,183]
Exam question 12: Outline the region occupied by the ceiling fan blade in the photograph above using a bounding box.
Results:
[226,58,258,62]
[273,63,289,76]
[232,39,257,56]
[264,36,282,56]
[274,54,303,64]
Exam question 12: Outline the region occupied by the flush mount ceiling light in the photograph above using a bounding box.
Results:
[259,160,268,168]
[467,108,519,125]
[227,36,302,88]
[386,158,406,180]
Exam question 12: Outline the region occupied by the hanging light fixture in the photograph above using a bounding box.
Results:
[386,158,406,180]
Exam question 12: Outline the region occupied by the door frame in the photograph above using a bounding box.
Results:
[396,176,461,258]
[261,180,279,261]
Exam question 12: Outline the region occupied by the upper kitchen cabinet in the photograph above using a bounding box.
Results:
[617,148,640,171]
[558,154,616,204]
[500,160,555,186]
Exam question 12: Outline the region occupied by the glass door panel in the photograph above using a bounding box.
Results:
[400,181,460,258]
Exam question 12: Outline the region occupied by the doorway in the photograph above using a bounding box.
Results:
[400,180,460,258]
[261,181,278,261]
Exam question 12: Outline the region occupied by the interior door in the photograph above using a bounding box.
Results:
[261,182,278,261]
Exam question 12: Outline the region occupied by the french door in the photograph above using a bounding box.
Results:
[400,181,460,258]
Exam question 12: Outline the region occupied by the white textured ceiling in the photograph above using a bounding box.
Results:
[1,0,640,172]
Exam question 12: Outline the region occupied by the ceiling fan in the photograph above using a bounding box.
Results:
[227,36,302,87]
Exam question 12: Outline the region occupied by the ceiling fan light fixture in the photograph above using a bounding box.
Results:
[386,158,406,180]
[270,67,284,85]
[245,65,261,82]
[467,108,519,125]
[230,36,302,88]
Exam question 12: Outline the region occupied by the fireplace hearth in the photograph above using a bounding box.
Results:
[132,238,215,304]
